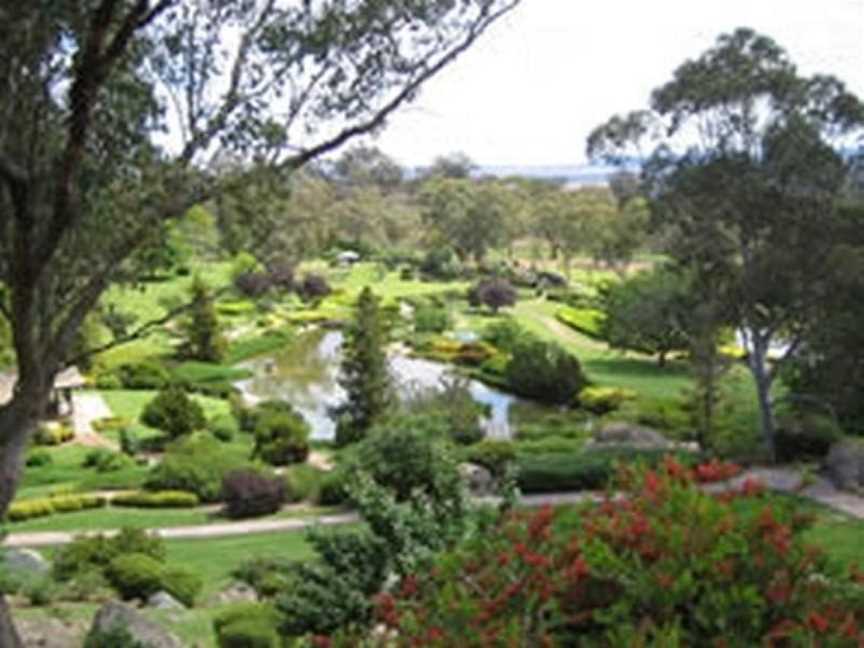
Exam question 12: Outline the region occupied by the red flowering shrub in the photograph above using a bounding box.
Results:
[354,457,864,647]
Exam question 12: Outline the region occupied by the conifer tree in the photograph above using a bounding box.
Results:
[180,277,226,363]
[334,287,393,446]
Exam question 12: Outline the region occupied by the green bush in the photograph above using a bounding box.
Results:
[140,385,206,438]
[145,434,251,502]
[116,361,170,390]
[7,494,106,522]
[210,413,239,442]
[414,304,450,334]
[106,553,164,601]
[84,626,149,648]
[461,440,516,478]
[253,407,310,466]
[213,603,281,648]
[33,423,74,446]
[516,448,696,494]
[283,464,327,504]
[317,470,350,506]
[111,490,200,508]
[91,417,132,434]
[25,449,53,467]
[53,528,167,585]
[775,412,845,462]
[505,339,587,405]
[481,319,527,354]
[161,566,202,607]
[222,469,286,519]
[82,449,135,473]
[513,436,586,456]
[577,386,637,414]
[555,306,605,339]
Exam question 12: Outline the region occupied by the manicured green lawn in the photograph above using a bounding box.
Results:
[99,389,231,441]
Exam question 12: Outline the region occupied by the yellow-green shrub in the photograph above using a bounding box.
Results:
[577,386,637,414]
[6,494,106,522]
[111,490,200,508]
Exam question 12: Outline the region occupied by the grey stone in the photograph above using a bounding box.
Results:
[459,462,495,496]
[88,601,183,648]
[146,590,185,610]
[592,422,672,449]
[825,439,864,491]
[216,581,257,604]
[19,617,83,648]
[2,548,50,577]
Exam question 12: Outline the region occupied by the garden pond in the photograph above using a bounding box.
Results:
[235,328,520,440]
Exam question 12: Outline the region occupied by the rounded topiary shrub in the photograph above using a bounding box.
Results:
[505,339,587,405]
[140,385,206,438]
[116,361,170,390]
[214,603,281,648]
[222,469,286,519]
[161,566,202,608]
[252,408,310,466]
[106,553,164,602]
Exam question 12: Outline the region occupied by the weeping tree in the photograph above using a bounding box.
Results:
[588,28,864,460]
[0,1,520,641]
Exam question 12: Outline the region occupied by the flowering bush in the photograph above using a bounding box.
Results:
[348,457,864,647]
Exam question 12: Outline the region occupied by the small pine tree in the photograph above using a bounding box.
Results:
[180,276,226,362]
[333,287,393,446]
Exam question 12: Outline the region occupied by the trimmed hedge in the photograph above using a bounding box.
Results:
[111,490,200,508]
[555,306,604,339]
[577,386,637,414]
[516,449,697,494]
[106,553,164,601]
[213,603,281,648]
[7,494,107,522]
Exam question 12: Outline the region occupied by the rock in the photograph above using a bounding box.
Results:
[592,422,672,450]
[216,581,258,605]
[2,548,50,577]
[87,601,183,648]
[825,439,864,491]
[459,462,495,496]
[147,590,185,610]
[19,617,83,648]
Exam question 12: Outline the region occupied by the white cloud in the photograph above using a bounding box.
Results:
[368,0,864,167]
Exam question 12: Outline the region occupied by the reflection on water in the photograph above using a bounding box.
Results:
[236,329,518,440]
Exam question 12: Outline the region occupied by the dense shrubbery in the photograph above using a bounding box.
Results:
[468,277,517,313]
[481,319,527,354]
[214,602,282,648]
[297,273,331,301]
[505,339,587,404]
[578,385,637,414]
[145,434,251,502]
[222,469,286,519]
[516,448,695,493]
[413,303,450,334]
[53,528,166,582]
[114,361,170,389]
[140,385,206,438]
[82,449,135,473]
[367,460,864,646]
[25,449,52,467]
[106,553,164,601]
[252,406,310,466]
[111,490,200,508]
[460,440,516,478]
[283,464,328,504]
[775,411,845,462]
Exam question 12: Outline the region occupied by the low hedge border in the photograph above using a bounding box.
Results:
[7,494,107,522]
[111,490,200,508]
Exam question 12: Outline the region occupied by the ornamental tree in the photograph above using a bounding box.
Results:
[0,2,519,641]
[588,28,864,460]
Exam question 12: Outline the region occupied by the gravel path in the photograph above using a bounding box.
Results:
[6,467,864,548]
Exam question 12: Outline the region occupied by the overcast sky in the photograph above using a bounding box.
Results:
[364,0,864,168]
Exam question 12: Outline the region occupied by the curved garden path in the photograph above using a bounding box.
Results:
[70,391,118,449]
[6,467,864,548]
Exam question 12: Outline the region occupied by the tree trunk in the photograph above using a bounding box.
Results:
[657,350,667,368]
[748,340,777,463]
[0,388,48,648]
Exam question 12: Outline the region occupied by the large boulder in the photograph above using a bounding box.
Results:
[591,422,672,450]
[146,591,185,611]
[19,617,83,648]
[2,548,50,578]
[87,601,182,648]
[825,438,864,491]
[459,462,495,497]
